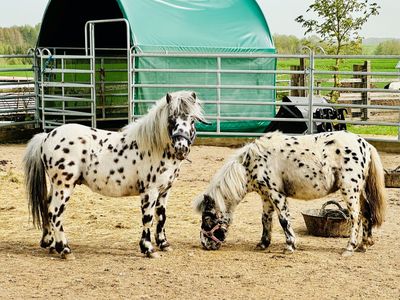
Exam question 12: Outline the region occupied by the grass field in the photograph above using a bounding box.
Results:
[276,57,399,89]
[1,57,398,81]
[347,124,398,136]
[0,63,34,78]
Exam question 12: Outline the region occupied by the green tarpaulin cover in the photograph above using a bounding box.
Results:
[39,0,276,132]
[118,0,276,132]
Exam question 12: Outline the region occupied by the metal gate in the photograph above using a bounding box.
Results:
[36,18,131,131]
[2,18,400,142]
[27,48,400,142]
[129,50,400,141]
[37,48,96,130]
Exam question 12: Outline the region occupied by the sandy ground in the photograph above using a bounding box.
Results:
[0,143,399,299]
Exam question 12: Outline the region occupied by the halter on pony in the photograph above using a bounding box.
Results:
[201,223,229,245]
[170,130,196,146]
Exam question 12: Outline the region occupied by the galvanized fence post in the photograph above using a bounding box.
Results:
[216,56,222,133]
[130,47,136,122]
[89,23,96,128]
[301,47,315,134]
[31,48,40,128]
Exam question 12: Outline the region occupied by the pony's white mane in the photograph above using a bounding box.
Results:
[195,144,253,213]
[122,91,204,153]
[194,132,287,213]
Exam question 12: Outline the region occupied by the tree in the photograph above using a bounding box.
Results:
[374,39,400,55]
[295,0,380,97]
[0,24,40,54]
[273,34,301,54]
[273,34,337,55]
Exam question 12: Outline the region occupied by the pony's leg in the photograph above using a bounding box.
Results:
[40,186,56,252]
[154,190,171,251]
[256,197,274,250]
[48,187,74,259]
[342,191,361,256]
[358,195,375,252]
[268,190,296,253]
[358,216,374,252]
[139,189,159,258]
[365,219,374,246]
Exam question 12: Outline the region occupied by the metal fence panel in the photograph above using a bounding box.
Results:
[0,53,36,128]
[1,49,400,143]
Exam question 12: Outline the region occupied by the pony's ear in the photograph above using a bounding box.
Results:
[193,194,205,213]
[191,91,197,101]
[166,93,172,104]
[203,194,215,211]
[193,194,214,213]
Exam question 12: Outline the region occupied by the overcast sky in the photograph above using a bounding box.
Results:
[0,0,398,39]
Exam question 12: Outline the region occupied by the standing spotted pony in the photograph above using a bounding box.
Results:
[194,131,386,256]
[24,91,208,258]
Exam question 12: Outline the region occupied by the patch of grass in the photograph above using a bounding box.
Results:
[0,64,34,77]
[347,124,398,136]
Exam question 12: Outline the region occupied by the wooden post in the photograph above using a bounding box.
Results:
[352,61,370,119]
[290,58,306,97]
[352,64,362,118]
[290,65,300,97]
[299,58,305,97]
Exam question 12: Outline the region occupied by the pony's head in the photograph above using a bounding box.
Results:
[128,90,209,158]
[166,91,209,160]
[194,194,230,250]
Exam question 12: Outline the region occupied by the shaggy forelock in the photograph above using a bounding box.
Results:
[169,91,203,117]
[123,91,204,152]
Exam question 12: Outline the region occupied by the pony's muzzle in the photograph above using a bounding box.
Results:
[200,231,222,250]
[200,223,227,250]
[172,136,191,160]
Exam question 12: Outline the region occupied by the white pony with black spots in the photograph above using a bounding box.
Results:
[24,90,209,258]
[194,131,386,256]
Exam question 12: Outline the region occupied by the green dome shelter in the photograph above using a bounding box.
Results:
[37,0,276,134]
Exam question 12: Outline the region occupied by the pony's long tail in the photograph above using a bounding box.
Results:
[363,146,387,227]
[23,133,48,229]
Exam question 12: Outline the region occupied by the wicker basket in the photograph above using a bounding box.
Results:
[384,166,400,188]
[302,200,350,237]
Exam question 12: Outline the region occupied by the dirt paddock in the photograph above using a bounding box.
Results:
[0,143,399,299]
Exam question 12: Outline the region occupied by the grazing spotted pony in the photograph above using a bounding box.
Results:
[24,90,208,259]
[194,131,386,256]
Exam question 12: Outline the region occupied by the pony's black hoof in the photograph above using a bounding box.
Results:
[160,244,173,252]
[341,249,354,257]
[283,248,295,254]
[48,247,57,255]
[61,252,75,260]
[146,251,160,259]
[255,242,269,250]
[283,244,295,254]
[356,245,367,253]
[40,238,53,249]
